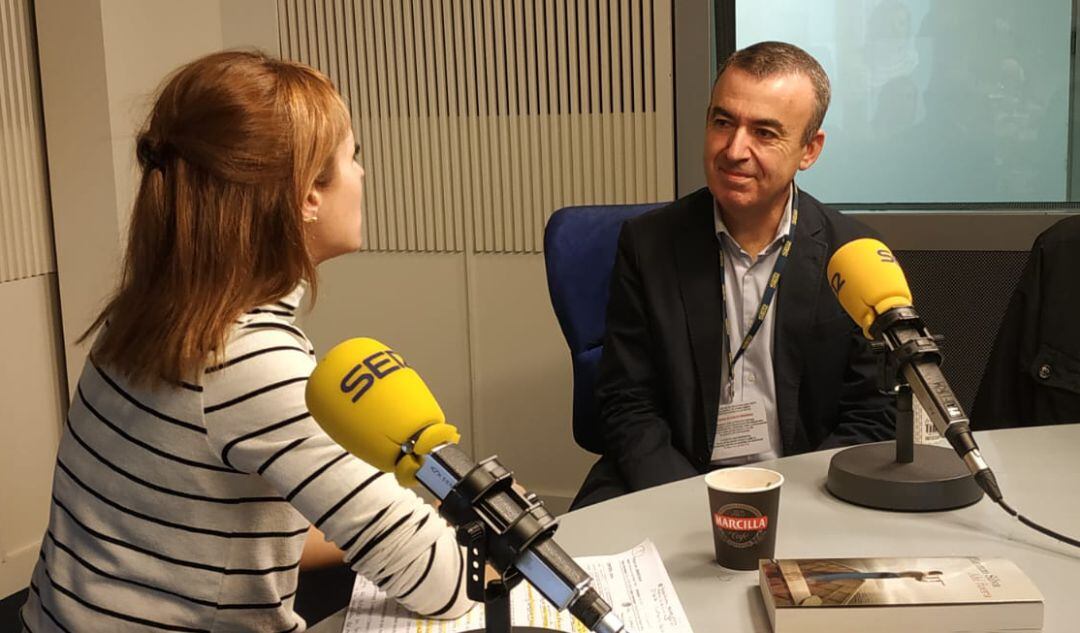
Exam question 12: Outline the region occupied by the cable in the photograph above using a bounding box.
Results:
[995,498,1080,549]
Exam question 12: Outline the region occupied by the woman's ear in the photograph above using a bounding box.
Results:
[302,187,322,223]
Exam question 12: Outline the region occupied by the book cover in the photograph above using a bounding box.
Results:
[758,556,1043,633]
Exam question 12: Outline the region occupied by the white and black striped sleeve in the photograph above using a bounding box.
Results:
[202,327,473,618]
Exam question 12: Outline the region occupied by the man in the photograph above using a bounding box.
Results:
[573,42,895,508]
[972,215,1080,429]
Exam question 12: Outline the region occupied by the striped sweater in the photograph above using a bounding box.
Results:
[21,286,472,632]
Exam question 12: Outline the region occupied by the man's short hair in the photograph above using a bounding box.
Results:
[715,41,831,146]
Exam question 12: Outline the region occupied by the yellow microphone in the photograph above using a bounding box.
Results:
[826,238,912,339]
[824,243,1080,548]
[825,238,1005,505]
[305,338,630,632]
[305,337,460,486]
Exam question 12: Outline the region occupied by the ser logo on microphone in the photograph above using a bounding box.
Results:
[830,272,845,295]
[339,349,409,403]
[830,248,897,296]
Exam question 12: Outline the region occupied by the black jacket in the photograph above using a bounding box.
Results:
[972,215,1080,429]
[576,187,896,506]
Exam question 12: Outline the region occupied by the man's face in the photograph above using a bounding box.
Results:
[703,67,825,216]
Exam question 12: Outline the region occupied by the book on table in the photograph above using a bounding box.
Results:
[758,556,1043,633]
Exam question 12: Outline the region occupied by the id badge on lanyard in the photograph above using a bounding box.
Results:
[711,186,798,462]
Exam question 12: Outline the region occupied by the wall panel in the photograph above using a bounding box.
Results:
[0,275,66,597]
[0,0,53,283]
[279,0,675,253]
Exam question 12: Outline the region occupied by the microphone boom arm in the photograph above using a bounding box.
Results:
[416,443,627,633]
[872,307,1001,500]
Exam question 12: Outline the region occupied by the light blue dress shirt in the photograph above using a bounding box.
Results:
[710,186,793,465]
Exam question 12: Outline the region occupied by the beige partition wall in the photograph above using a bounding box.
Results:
[280,0,674,255]
[11,0,280,599]
[37,0,279,394]
[0,0,52,282]
[0,0,66,599]
[280,0,676,507]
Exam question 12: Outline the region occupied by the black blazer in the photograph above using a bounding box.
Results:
[586,187,896,498]
[972,215,1080,428]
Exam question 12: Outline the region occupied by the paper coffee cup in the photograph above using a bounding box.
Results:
[705,467,783,571]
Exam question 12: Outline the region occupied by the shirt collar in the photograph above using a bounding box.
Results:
[246,281,307,324]
[713,183,794,256]
[276,282,306,314]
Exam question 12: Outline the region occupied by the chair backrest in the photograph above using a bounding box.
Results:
[894,249,1029,413]
[544,203,665,453]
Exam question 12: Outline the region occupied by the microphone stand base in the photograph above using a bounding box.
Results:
[459,576,562,633]
[826,441,983,511]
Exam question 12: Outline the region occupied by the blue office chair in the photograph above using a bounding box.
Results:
[543,203,666,454]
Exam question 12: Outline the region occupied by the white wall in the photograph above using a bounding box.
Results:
[468,255,597,499]
[35,0,122,394]
[0,276,66,598]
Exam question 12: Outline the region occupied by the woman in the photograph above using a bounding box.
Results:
[21,51,471,632]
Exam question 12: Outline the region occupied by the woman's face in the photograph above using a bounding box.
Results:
[305,128,364,264]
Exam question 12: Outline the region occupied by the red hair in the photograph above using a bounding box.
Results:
[82,51,350,386]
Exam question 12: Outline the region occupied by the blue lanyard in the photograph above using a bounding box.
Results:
[719,187,798,398]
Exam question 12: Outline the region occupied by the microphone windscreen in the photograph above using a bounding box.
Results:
[826,238,913,339]
[305,337,460,485]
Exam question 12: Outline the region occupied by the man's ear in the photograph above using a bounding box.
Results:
[302,187,322,222]
[798,129,826,171]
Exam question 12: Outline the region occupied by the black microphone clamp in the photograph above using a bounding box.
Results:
[870,306,1003,502]
[436,451,556,580]
[415,443,628,633]
[869,306,941,367]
